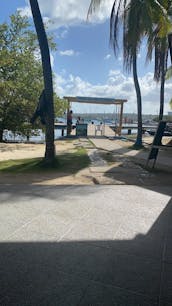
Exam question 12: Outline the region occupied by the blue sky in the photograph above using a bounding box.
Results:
[1,0,172,114]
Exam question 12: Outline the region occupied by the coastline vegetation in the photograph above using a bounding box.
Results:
[0,12,66,144]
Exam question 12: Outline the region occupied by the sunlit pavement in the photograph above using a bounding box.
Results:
[0,184,172,305]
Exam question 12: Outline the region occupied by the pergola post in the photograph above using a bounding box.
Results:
[66,99,71,136]
[119,102,124,136]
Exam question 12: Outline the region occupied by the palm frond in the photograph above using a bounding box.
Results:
[122,0,152,71]
[110,0,122,55]
[87,0,102,20]
[110,0,130,57]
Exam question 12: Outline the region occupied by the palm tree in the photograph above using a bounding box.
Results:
[155,38,168,121]
[29,0,55,163]
[88,0,143,146]
[88,0,168,146]
[147,0,172,121]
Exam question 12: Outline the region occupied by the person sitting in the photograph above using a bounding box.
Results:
[76,116,82,124]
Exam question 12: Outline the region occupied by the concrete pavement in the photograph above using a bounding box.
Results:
[0,184,172,305]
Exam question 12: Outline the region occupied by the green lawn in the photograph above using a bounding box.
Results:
[0,148,90,174]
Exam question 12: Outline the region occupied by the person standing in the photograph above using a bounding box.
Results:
[67,110,73,135]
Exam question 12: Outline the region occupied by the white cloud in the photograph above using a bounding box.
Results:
[59,49,79,56]
[18,0,114,29]
[18,6,32,17]
[118,56,122,62]
[56,29,68,39]
[54,69,172,114]
[104,54,111,60]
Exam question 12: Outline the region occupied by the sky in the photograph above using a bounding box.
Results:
[1,0,172,115]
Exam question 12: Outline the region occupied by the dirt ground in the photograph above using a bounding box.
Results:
[0,136,171,185]
[0,140,93,185]
[0,141,76,161]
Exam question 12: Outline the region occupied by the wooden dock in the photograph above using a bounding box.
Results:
[87,124,115,137]
[54,123,115,137]
[110,125,158,135]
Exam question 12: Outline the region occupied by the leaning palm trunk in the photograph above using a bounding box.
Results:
[168,34,172,63]
[159,51,168,121]
[159,69,165,121]
[0,129,3,142]
[133,52,142,147]
[29,0,55,163]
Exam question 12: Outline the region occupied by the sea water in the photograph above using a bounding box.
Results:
[3,129,65,143]
[2,122,140,143]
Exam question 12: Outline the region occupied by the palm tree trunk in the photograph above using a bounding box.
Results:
[133,52,142,147]
[159,72,165,121]
[0,129,3,142]
[168,34,172,64]
[29,0,55,163]
[159,52,167,121]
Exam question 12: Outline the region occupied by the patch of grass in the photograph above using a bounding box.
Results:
[125,135,137,140]
[99,151,116,164]
[130,144,145,150]
[0,148,90,174]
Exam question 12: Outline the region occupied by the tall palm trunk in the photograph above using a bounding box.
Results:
[159,51,167,121]
[168,34,172,63]
[159,70,165,121]
[29,0,55,163]
[0,129,3,142]
[133,51,142,147]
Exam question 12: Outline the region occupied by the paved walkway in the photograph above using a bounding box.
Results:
[85,137,172,185]
[0,184,172,305]
[90,137,172,171]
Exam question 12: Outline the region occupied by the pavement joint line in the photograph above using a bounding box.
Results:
[112,215,128,240]
[78,206,94,219]
[3,213,46,241]
[76,284,90,306]
[80,278,159,302]
[8,229,60,241]
[87,240,163,263]
[58,223,76,242]
[58,206,93,242]
[0,258,159,305]
[3,201,65,241]
[3,197,94,241]
[53,264,159,303]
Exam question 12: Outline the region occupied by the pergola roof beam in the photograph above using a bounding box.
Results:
[63,96,127,105]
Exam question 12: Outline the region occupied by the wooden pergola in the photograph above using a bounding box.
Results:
[63,96,127,135]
